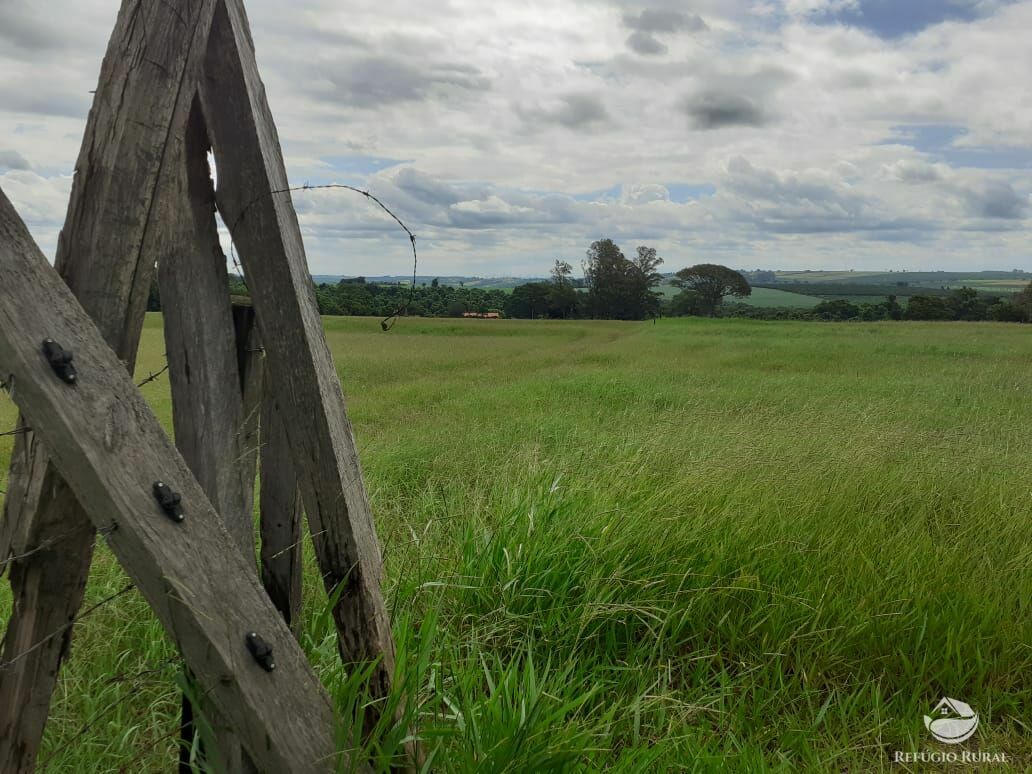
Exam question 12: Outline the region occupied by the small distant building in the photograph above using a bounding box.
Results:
[462,311,501,319]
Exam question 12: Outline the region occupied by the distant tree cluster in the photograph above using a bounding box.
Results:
[313,278,509,318]
[582,241,665,320]
[689,284,1032,323]
[148,274,510,318]
[147,257,1032,326]
[506,239,666,320]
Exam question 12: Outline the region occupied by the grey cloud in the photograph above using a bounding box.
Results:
[679,65,794,130]
[964,181,1029,219]
[0,1,109,59]
[0,83,90,119]
[622,9,708,34]
[556,94,609,128]
[391,167,490,207]
[886,159,947,183]
[626,31,668,55]
[517,94,610,130]
[621,7,707,56]
[0,150,31,171]
[0,3,75,55]
[320,56,490,107]
[683,92,767,129]
[718,156,927,235]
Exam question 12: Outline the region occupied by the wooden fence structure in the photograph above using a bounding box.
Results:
[0,1,414,770]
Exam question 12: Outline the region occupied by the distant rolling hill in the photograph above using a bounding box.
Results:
[311,275,542,290]
[769,270,1032,290]
[734,287,823,308]
[655,281,822,308]
[309,270,1029,309]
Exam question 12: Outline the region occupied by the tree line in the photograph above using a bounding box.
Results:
[145,238,1032,323]
[505,240,753,320]
[716,286,1032,323]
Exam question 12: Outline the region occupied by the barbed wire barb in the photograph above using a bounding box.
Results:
[136,362,170,388]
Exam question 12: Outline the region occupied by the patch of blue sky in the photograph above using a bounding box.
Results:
[572,183,622,202]
[883,124,1032,169]
[291,155,408,186]
[323,154,409,175]
[665,183,716,203]
[571,183,715,203]
[808,0,1006,39]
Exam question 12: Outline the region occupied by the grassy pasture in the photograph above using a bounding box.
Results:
[655,283,823,308]
[731,287,822,308]
[1,315,1030,771]
[961,279,1029,291]
[771,270,1032,290]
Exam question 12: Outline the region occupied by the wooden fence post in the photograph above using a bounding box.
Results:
[198,0,414,753]
[0,186,358,772]
[260,393,304,632]
[0,2,220,768]
[156,97,257,774]
[1,0,417,766]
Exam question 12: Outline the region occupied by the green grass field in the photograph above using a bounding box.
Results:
[733,287,822,308]
[770,270,1032,291]
[655,284,822,308]
[1,315,1030,771]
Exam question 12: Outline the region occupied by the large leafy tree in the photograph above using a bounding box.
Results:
[630,246,665,319]
[584,239,664,320]
[1013,281,1032,321]
[549,259,579,319]
[506,282,553,319]
[673,264,751,316]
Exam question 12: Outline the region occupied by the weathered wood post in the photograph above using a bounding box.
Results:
[259,393,305,631]
[0,0,418,767]
[0,187,353,772]
[157,97,260,773]
[200,1,404,741]
[0,1,221,767]
[232,298,305,631]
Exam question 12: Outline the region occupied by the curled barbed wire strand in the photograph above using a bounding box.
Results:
[223,183,418,331]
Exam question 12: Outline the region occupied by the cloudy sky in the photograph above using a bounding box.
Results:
[1,0,1030,277]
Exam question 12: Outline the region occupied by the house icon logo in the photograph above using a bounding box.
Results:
[924,697,980,744]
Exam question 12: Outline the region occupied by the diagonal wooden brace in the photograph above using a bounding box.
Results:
[200,0,409,749]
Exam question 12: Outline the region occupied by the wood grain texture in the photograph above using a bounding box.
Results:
[231,298,263,523]
[259,393,303,632]
[198,0,403,741]
[0,465,94,774]
[0,2,221,769]
[157,98,256,774]
[0,187,350,772]
[158,99,254,563]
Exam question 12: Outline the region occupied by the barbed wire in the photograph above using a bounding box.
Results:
[0,524,100,573]
[0,579,133,673]
[36,657,180,771]
[136,362,170,388]
[222,183,418,331]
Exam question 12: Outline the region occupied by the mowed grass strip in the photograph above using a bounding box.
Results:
[1,315,1030,771]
